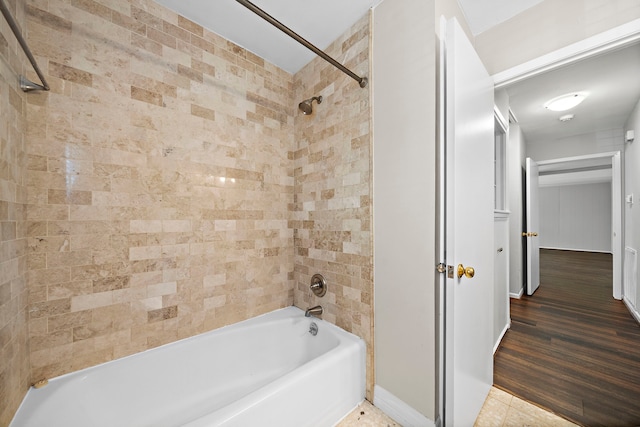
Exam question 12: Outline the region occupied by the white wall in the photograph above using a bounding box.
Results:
[475,0,640,75]
[625,98,640,307]
[539,182,612,252]
[526,129,625,161]
[373,0,436,420]
[526,129,621,256]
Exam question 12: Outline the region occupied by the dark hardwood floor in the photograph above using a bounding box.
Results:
[494,249,640,427]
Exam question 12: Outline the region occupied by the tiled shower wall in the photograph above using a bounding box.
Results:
[24,0,295,382]
[21,0,374,403]
[292,15,373,399]
[0,0,30,424]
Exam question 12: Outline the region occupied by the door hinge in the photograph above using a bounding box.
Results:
[436,263,447,274]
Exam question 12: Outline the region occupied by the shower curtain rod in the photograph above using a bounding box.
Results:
[0,0,49,91]
[235,0,368,88]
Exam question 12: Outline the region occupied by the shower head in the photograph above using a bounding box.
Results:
[298,96,323,115]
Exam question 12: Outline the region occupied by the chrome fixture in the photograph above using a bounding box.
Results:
[309,322,318,336]
[20,75,47,92]
[235,0,368,88]
[0,0,49,92]
[309,273,327,297]
[305,305,323,318]
[299,96,322,115]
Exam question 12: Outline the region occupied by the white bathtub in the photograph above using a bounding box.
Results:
[10,306,366,427]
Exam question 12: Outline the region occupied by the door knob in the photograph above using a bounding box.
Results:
[532,232,538,237]
[457,264,475,279]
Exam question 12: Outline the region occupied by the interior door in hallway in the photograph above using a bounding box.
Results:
[525,157,540,295]
[442,17,494,427]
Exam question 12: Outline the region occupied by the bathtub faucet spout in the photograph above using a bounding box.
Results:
[305,305,323,318]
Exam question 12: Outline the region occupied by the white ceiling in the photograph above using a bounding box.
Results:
[504,42,640,143]
[153,0,384,74]
[152,0,640,143]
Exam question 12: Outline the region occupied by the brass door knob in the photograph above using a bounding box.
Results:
[532,232,538,237]
[457,264,475,279]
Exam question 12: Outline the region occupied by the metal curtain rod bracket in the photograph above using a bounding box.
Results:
[0,0,50,92]
[235,0,368,88]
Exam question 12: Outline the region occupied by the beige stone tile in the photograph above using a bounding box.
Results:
[137,296,163,311]
[48,280,93,299]
[70,291,113,312]
[162,219,191,233]
[337,400,400,427]
[508,396,577,427]
[147,281,177,297]
[489,387,514,406]
[130,219,163,234]
[473,389,579,427]
[129,245,162,261]
[474,394,509,427]
[47,311,93,333]
[112,287,147,304]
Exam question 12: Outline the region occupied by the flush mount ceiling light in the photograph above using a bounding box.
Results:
[544,92,588,111]
[559,114,574,122]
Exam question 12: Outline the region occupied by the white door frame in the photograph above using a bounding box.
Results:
[535,152,623,299]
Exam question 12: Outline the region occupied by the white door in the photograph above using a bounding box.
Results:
[442,17,494,427]
[525,157,540,295]
[612,152,622,300]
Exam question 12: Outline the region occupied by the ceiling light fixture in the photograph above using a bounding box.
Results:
[559,114,574,122]
[544,92,588,112]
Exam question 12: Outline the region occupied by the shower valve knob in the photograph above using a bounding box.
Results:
[310,274,327,297]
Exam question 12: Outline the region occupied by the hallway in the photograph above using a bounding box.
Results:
[494,249,640,426]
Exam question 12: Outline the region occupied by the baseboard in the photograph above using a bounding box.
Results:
[509,287,523,299]
[493,321,510,354]
[623,297,640,325]
[373,385,436,427]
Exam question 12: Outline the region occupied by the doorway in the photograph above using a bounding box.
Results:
[491,19,640,426]
[529,152,623,299]
[493,24,640,305]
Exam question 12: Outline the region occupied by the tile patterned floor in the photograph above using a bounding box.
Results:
[474,387,578,427]
[336,387,578,427]
[337,400,400,426]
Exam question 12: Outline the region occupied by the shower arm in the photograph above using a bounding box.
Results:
[235,0,368,88]
[0,0,50,91]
